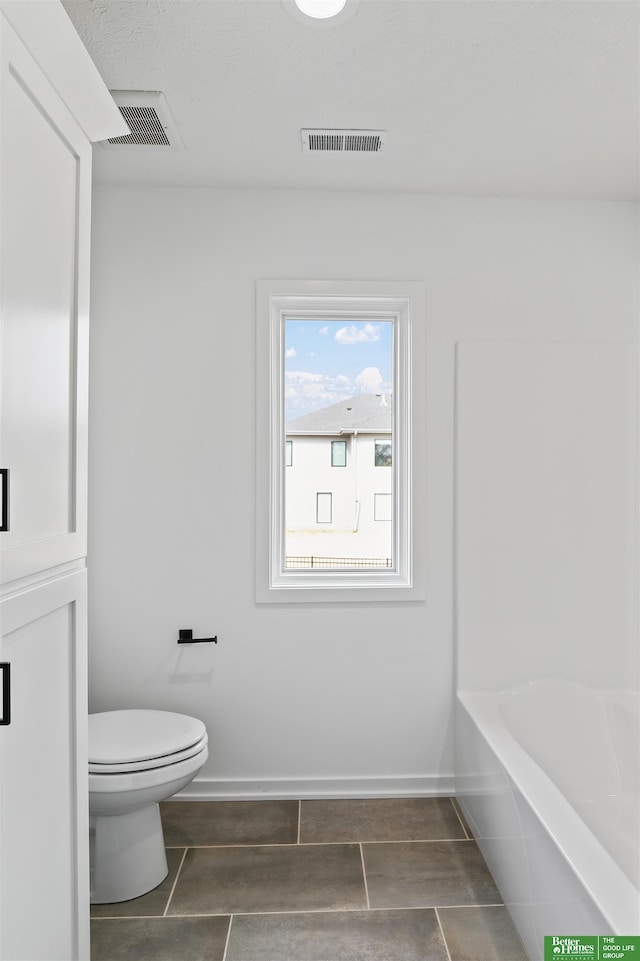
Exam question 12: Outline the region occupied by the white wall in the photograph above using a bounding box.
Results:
[285,433,392,534]
[88,187,638,798]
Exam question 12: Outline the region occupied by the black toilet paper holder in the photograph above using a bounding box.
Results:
[177,629,218,644]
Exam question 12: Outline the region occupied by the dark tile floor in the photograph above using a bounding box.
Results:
[90,797,529,961]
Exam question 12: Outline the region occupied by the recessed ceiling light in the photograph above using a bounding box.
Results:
[294,0,346,17]
[284,0,358,26]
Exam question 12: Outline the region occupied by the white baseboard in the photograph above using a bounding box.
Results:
[175,774,455,802]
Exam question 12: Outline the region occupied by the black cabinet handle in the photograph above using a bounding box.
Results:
[0,663,11,726]
[0,469,9,532]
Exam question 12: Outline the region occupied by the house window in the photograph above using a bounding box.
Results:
[286,440,293,466]
[374,439,392,467]
[331,441,347,467]
[374,493,392,522]
[316,492,332,523]
[256,279,426,602]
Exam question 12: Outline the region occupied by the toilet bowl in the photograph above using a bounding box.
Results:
[88,709,208,904]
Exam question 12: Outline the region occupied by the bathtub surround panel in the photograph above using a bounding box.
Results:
[88,187,637,800]
[456,339,638,693]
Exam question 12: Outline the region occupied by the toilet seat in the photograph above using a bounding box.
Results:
[89,709,207,774]
[89,732,208,774]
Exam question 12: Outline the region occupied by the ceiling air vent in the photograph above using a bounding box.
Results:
[102,91,184,150]
[301,129,387,153]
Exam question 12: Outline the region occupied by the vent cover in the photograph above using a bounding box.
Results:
[301,129,387,153]
[102,91,184,150]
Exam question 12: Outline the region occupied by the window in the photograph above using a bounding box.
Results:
[316,492,332,523]
[256,279,426,602]
[374,439,392,467]
[331,441,347,467]
[374,493,392,522]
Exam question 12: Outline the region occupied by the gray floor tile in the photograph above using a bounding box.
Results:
[300,797,465,843]
[225,908,449,961]
[167,843,367,915]
[363,840,502,909]
[161,799,298,846]
[90,848,185,918]
[90,916,230,961]
[438,905,529,961]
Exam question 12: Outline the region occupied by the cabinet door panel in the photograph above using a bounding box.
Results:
[1,20,90,584]
[0,570,89,961]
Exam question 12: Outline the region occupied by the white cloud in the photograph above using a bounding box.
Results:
[355,366,384,393]
[285,347,297,359]
[286,371,325,385]
[335,323,381,345]
[285,370,354,418]
[285,365,391,418]
[319,326,329,335]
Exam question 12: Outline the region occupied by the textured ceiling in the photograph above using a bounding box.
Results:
[62,0,639,199]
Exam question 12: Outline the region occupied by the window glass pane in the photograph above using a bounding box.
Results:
[331,441,347,467]
[284,318,393,570]
[374,439,392,466]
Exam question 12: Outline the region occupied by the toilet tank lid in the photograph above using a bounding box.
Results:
[88,710,206,764]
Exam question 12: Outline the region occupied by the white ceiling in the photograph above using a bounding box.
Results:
[62,0,639,199]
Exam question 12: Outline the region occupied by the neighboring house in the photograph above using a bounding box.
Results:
[285,394,392,535]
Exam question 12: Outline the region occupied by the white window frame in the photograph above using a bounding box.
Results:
[256,279,426,603]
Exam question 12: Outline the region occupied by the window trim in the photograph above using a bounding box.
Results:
[256,279,426,603]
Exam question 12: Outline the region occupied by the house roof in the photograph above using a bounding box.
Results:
[286,394,392,435]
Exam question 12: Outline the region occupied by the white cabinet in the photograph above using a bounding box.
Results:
[0,4,126,959]
[1,572,89,960]
[1,13,91,586]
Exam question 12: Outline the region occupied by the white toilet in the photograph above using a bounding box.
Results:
[88,709,208,904]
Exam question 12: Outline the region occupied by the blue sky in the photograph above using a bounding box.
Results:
[284,319,393,421]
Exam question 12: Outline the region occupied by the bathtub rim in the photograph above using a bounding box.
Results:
[457,689,639,935]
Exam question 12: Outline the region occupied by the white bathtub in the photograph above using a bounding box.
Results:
[455,680,640,961]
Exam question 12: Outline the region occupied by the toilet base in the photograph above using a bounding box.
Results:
[90,803,168,903]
